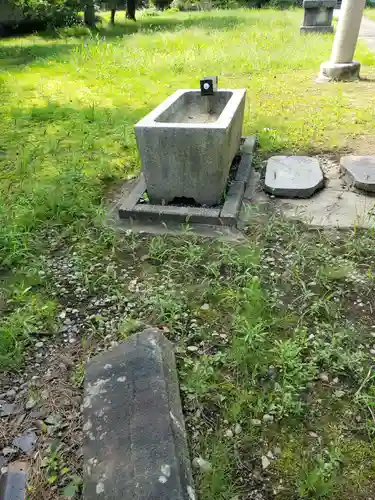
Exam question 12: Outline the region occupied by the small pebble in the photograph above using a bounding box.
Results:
[2,447,17,456]
[261,456,270,470]
[224,429,233,438]
[200,303,210,311]
[234,423,242,435]
[25,397,37,410]
[12,431,37,455]
[262,414,274,423]
[251,419,262,426]
[41,390,49,400]
[34,420,47,432]
[187,346,198,352]
[335,390,345,398]
[192,457,212,472]
[35,342,44,349]
[5,389,16,400]
[59,355,74,367]
[318,373,329,383]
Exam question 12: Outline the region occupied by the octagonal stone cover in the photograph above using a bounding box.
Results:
[265,156,324,198]
[340,156,375,193]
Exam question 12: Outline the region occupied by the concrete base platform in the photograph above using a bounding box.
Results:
[115,137,256,238]
[251,157,375,229]
[318,61,361,81]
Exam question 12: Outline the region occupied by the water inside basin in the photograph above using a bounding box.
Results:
[155,90,233,124]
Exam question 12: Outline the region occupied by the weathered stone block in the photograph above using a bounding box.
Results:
[0,461,28,500]
[135,89,246,206]
[301,0,335,33]
[265,156,324,198]
[83,328,195,500]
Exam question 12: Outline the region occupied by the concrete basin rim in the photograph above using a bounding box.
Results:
[135,88,246,129]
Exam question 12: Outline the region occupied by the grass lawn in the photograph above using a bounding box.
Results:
[1,8,375,500]
[365,8,375,21]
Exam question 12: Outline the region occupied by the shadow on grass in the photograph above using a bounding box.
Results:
[9,99,152,127]
[0,42,77,67]
[0,12,251,66]
[42,11,252,39]
[108,12,247,35]
[0,98,151,269]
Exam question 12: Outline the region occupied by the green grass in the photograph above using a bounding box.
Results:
[29,219,375,500]
[1,9,375,277]
[1,9,375,499]
[365,8,375,21]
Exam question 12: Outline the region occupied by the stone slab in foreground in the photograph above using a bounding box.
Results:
[83,328,195,500]
[265,156,324,198]
[0,461,28,500]
[341,156,375,193]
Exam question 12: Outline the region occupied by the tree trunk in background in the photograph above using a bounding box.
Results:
[110,8,116,24]
[126,0,136,21]
[84,0,96,26]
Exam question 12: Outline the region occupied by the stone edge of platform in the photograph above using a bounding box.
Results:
[118,136,256,228]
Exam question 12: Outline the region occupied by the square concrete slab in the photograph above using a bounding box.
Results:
[252,157,375,230]
[265,156,324,198]
[268,188,375,229]
[340,156,375,193]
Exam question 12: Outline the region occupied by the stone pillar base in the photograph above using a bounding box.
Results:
[318,61,361,81]
[300,25,334,33]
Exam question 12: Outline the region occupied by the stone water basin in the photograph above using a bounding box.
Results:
[135,89,246,206]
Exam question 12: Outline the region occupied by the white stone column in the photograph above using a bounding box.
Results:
[319,0,366,81]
